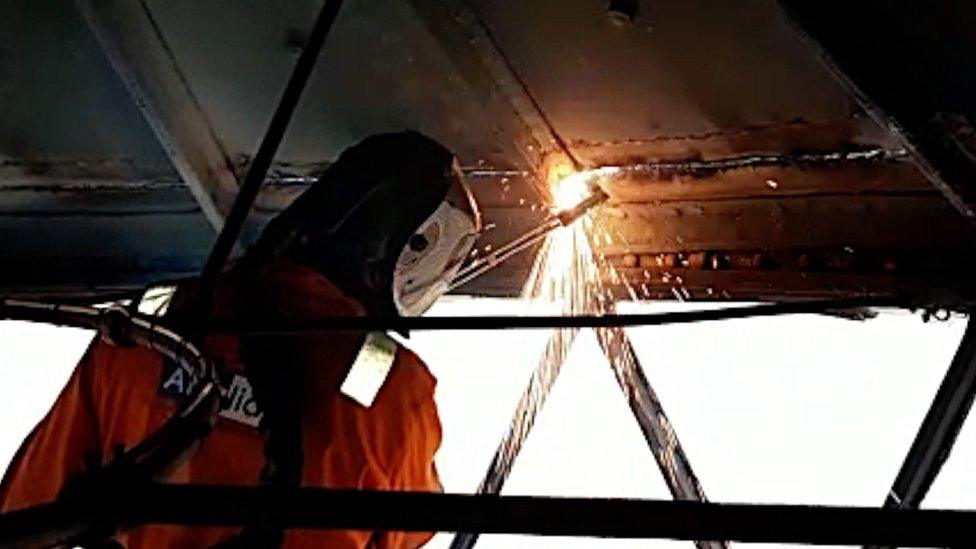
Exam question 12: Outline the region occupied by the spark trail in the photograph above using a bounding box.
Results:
[451,171,727,549]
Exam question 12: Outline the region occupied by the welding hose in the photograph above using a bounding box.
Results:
[0,299,220,545]
[451,183,610,290]
[451,217,561,290]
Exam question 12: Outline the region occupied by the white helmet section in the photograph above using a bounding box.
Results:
[393,199,479,316]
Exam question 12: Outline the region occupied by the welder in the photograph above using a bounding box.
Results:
[0,131,482,548]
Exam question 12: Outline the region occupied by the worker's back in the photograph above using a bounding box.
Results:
[0,260,442,548]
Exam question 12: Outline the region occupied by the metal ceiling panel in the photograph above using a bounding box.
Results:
[0,1,171,165]
[468,0,875,154]
[143,0,521,169]
[0,0,973,305]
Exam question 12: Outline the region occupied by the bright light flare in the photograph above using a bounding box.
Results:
[549,167,618,212]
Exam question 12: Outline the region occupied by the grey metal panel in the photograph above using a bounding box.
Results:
[0,183,213,295]
[0,0,970,303]
[76,0,242,230]
[0,212,211,259]
[0,0,170,165]
[404,0,578,196]
[468,0,861,147]
[142,0,522,170]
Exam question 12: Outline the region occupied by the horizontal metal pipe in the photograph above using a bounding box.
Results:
[1,484,972,548]
[194,297,902,335]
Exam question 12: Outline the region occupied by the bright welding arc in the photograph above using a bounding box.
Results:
[450,168,614,290]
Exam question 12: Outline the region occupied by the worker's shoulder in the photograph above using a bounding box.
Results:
[84,338,163,368]
[73,339,165,393]
[389,337,437,397]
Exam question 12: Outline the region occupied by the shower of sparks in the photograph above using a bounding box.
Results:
[467,170,618,503]
[459,167,724,549]
[524,166,623,306]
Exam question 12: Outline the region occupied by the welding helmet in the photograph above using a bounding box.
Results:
[392,169,482,315]
[245,131,481,317]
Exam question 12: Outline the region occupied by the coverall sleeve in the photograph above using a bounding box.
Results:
[0,339,104,511]
[373,355,444,549]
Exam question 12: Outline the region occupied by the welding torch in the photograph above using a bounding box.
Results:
[450,184,609,290]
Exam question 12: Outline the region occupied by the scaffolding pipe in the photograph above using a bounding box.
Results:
[0,484,973,548]
[594,322,726,549]
[866,319,976,549]
[193,297,902,335]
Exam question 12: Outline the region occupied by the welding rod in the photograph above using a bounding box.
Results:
[450,187,610,290]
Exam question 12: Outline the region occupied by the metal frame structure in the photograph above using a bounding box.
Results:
[73,0,239,232]
[880,323,976,513]
[2,484,976,548]
[775,5,976,549]
[1,1,975,547]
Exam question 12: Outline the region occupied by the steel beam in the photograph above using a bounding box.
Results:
[451,232,588,549]
[863,320,976,549]
[776,1,976,220]
[403,0,578,194]
[74,0,240,230]
[2,484,975,548]
[594,322,726,549]
[885,320,976,508]
[449,327,579,549]
[773,7,976,545]
[453,248,722,549]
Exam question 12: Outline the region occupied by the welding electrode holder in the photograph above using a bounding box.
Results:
[449,182,610,290]
[555,186,609,227]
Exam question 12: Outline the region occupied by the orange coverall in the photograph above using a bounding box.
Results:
[0,261,442,548]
